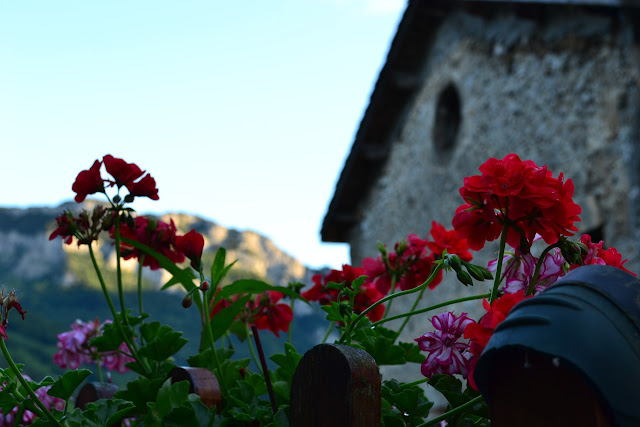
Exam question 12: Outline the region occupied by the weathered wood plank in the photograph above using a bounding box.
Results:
[290,343,381,427]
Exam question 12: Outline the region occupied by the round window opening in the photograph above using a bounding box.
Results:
[432,83,461,153]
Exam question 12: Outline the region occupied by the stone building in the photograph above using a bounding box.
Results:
[321,0,640,377]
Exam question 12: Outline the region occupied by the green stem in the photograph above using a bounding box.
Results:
[96,359,104,384]
[15,406,26,425]
[339,264,443,344]
[137,255,146,346]
[0,340,62,426]
[113,216,127,320]
[88,245,151,376]
[381,275,398,319]
[245,323,263,375]
[89,245,120,322]
[526,243,560,296]
[393,279,428,343]
[137,254,145,315]
[373,293,491,327]
[490,223,509,304]
[418,395,484,426]
[200,273,228,397]
[418,396,482,427]
[399,378,429,389]
[288,297,295,345]
[321,321,335,344]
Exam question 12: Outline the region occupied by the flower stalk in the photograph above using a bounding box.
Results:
[0,340,62,427]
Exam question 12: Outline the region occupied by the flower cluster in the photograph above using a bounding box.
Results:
[248,291,294,337]
[0,374,64,426]
[49,155,207,273]
[302,264,386,322]
[575,234,635,275]
[72,155,159,203]
[117,216,186,270]
[413,155,635,389]
[211,290,294,337]
[0,288,26,340]
[49,205,115,247]
[488,244,565,295]
[452,154,581,251]
[53,319,133,373]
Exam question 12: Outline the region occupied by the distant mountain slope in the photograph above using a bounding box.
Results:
[0,202,330,381]
[0,201,321,289]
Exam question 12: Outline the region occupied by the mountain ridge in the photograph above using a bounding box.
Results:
[0,201,323,290]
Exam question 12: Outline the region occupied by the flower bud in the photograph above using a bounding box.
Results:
[112,195,122,204]
[396,241,407,256]
[456,270,474,287]
[181,294,193,309]
[200,281,209,292]
[339,301,352,318]
[376,241,388,256]
[447,254,462,272]
[465,264,486,281]
[124,194,135,204]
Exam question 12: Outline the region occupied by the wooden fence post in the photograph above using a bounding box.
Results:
[167,366,221,411]
[290,343,381,427]
[75,382,118,410]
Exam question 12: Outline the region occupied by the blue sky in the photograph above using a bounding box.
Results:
[0,1,405,269]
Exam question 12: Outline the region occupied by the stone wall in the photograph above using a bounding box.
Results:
[347,5,640,382]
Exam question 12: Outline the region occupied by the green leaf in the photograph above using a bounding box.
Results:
[210,247,237,290]
[381,380,433,420]
[89,320,130,352]
[114,376,165,410]
[155,378,190,418]
[397,342,426,364]
[83,398,136,426]
[429,374,468,408]
[121,236,198,292]
[48,369,92,400]
[350,275,367,292]
[353,327,423,365]
[0,390,19,415]
[138,321,188,361]
[214,279,308,304]
[269,343,302,384]
[320,301,344,322]
[207,295,252,344]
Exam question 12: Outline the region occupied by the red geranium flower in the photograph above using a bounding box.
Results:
[49,212,77,245]
[426,221,473,262]
[103,155,144,188]
[453,154,581,251]
[353,283,386,322]
[363,237,441,293]
[251,291,294,337]
[301,264,386,322]
[464,290,531,389]
[126,174,159,201]
[117,216,185,270]
[571,234,636,276]
[50,206,114,246]
[176,229,205,270]
[72,159,105,203]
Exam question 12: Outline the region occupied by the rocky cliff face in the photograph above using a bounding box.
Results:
[0,202,320,290]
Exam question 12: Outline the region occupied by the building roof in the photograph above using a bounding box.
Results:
[320,0,639,243]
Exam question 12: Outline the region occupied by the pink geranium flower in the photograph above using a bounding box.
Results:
[54,319,134,373]
[415,312,474,378]
[489,247,565,295]
[0,373,65,426]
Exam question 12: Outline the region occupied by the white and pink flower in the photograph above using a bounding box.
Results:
[415,312,474,378]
